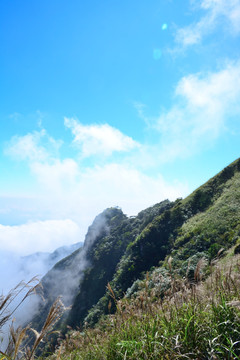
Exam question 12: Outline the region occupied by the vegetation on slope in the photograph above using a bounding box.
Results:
[47,251,240,359]
[67,200,173,329]
[84,158,240,326]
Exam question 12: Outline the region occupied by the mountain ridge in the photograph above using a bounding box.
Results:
[31,157,240,341]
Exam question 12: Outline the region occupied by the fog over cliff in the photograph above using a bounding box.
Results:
[1,242,83,295]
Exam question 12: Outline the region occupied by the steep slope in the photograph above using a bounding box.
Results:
[46,251,240,360]
[31,200,173,334]
[83,157,240,325]
[31,207,127,331]
[67,200,172,327]
[33,158,240,337]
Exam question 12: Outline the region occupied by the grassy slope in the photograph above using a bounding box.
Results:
[35,157,240,358]
[47,251,240,359]
[174,159,240,260]
[84,158,240,326]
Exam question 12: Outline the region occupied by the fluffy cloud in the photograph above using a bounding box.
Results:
[64,117,139,157]
[155,61,240,161]
[71,163,187,215]
[4,62,240,234]
[3,122,188,252]
[18,160,187,227]
[31,158,80,193]
[0,219,81,255]
[175,0,240,48]
[5,129,62,162]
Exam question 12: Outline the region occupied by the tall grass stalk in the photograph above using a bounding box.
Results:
[48,255,240,360]
[0,280,65,360]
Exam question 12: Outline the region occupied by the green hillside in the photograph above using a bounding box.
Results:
[37,158,240,333]
[82,158,240,327]
[47,251,240,359]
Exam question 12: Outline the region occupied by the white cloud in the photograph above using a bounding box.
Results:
[175,0,240,48]
[18,159,187,227]
[64,117,139,157]
[31,158,80,193]
[5,61,240,232]
[72,163,187,215]
[3,120,189,256]
[155,61,240,161]
[5,129,62,162]
[5,130,47,161]
[0,219,81,255]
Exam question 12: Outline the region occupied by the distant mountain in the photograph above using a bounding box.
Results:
[20,242,83,279]
[31,158,240,342]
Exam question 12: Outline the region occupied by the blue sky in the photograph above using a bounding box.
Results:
[0,0,240,255]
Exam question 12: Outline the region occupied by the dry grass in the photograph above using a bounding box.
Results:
[0,280,65,360]
[48,254,240,360]
[0,278,39,330]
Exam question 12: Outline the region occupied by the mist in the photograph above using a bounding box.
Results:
[0,209,109,351]
[1,243,83,295]
[40,210,110,307]
[0,242,83,351]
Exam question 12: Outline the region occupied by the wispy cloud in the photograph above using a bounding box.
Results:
[0,219,81,255]
[31,158,80,193]
[3,122,188,249]
[5,129,62,162]
[64,117,140,157]
[175,0,240,49]
[14,158,187,227]
[153,61,240,161]
[133,102,150,126]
